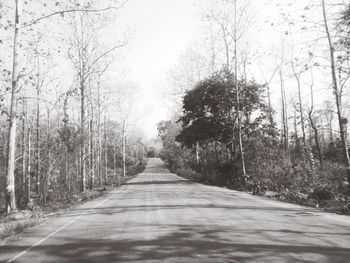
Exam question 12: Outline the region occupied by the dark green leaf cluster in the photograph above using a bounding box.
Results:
[176,70,270,147]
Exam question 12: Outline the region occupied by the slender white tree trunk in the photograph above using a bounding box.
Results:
[21,106,26,207]
[80,79,86,192]
[122,126,126,177]
[35,76,40,196]
[234,0,247,180]
[6,0,21,214]
[27,126,31,205]
[97,80,102,187]
[104,114,108,184]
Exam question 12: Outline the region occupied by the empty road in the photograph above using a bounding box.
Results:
[1,158,350,262]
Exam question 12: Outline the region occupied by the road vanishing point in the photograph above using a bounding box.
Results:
[1,158,350,263]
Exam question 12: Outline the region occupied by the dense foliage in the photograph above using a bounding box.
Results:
[159,70,350,214]
[0,0,147,214]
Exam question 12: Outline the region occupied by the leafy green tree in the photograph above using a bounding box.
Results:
[173,70,280,187]
[176,70,271,156]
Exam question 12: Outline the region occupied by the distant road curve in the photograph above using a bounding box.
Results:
[1,158,350,262]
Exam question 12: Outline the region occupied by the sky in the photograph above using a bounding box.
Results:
[113,0,280,140]
[0,0,340,144]
[104,0,335,140]
[116,0,202,139]
[0,0,202,140]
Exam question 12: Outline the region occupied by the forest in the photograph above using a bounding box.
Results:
[158,0,350,215]
[1,0,350,224]
[0,0,148,218]
[1,1,350,261]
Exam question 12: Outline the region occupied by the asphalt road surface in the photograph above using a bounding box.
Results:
[1,158,350,263]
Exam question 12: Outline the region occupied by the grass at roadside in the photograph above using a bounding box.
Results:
[0,218,42,241]
[173,166,350,216]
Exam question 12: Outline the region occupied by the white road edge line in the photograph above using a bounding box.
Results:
[7,189,125,263]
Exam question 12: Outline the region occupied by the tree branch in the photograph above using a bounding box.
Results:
[22,0,128,28]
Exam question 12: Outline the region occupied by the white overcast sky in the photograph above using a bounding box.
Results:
[117,0,201,139]
[106,0,334,140]
[114,0,279,139]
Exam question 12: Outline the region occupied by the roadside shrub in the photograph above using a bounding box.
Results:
[309,185,334,201]
[126,159,147,176]
[0,219,39,240]
[175,168,202,182]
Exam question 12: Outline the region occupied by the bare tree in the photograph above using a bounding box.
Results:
[306,58,323,168]
[280,57,289,153]
[4,0,128,213]
[66,2,126,192]
[6,0,21,214]
[111,82,140,178]
[322,0,350,190]
[233,0,247,179]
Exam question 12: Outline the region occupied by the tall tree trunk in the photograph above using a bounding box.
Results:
[296,75,307,151]
[309,113,323,167]
[89,119,94,189]
[80,79,86,192]
[97,80,102,187]
[267,83,273,125]
[21,106,26,208]
[65,147,69,194]
[280,66,289,153]
[87,117,91,189]
[308,70,323,168]
[322,0,350,191]
[36,79,41,199]
[104,114,108,184]
[329,114,334,142]
[291,63,308,160]
[43,108,51,204]
[234,0,247,180]
[214,141,220,165]
[26,126,31,205]
[290,26,308,159]
[88,78,94,190]
[113,147,116,183]
[122,125,126,178]
[6,0,20,214]
[293,102,298,142]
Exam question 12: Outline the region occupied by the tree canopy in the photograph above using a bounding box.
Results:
[176,71,271,149]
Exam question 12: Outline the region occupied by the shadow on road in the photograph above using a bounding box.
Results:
[3,224,350,262]
[53,203,332,225]
[143,164,169,174]
[125,180,191,186]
